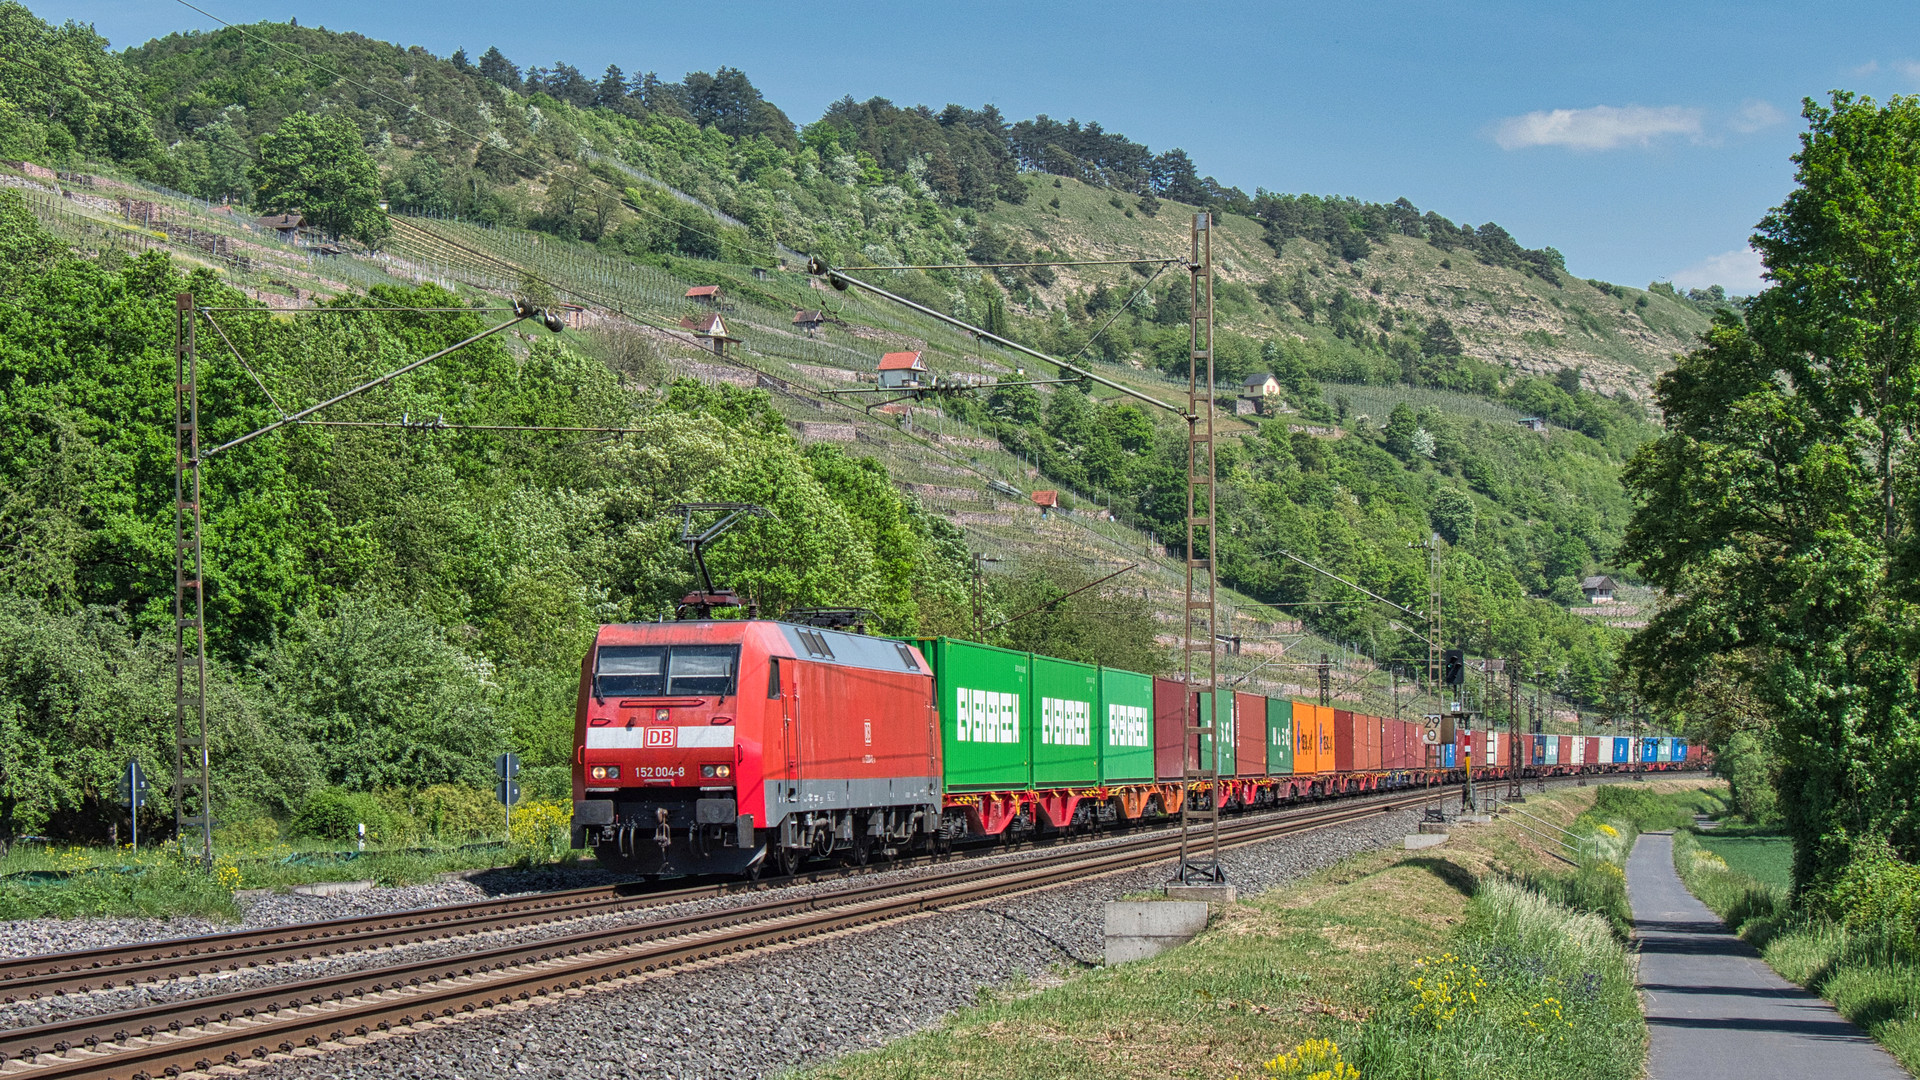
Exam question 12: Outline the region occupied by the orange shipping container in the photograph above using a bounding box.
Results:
[1292,700,1320,774]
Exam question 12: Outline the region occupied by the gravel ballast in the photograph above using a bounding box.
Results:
[245,801,1430,1080]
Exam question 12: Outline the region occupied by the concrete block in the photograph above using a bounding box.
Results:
[1404,833,1449,850]
[1418,821,1451,834]
[291,879,375,897]
[1164,884,1238,904]
[1104,900,1210,964]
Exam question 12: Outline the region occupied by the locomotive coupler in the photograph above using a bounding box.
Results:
[654,807,671,853]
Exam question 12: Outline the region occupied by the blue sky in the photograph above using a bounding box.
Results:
[43,0,1920,294]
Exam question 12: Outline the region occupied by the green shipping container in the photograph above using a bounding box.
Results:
[1032,655,1099,787]
[1266,697,1294,775]
[916,638,1031,792]
[1197,691,1235,775]
[1098,668,1154,783]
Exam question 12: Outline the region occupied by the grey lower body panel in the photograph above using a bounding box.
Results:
[761,776,941,827]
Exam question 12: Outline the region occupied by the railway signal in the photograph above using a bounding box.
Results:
[117,759,150,852]
[496,752,522,837]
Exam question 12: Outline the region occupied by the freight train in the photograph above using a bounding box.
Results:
[570,621,1697,877]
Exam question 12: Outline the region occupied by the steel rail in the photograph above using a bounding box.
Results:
[0,794,1436,1079]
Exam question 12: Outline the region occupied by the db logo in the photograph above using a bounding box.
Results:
[644,728,675,748]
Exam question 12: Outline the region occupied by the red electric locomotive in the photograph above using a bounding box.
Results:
[571,621,940,877]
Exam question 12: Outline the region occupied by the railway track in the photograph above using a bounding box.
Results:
[0,787,1449,1079]
[0,779,1466,1004]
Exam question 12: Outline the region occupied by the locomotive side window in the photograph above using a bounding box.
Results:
[595,646,666,696]
[668,645,741,696]
[767,657,782,699]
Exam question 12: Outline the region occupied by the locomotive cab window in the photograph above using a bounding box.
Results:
[667,645,740,696]
[595,646,666,697]
[593,645,740,698]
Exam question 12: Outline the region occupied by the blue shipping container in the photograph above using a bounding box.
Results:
[1642,737,1660,763]
[1674,739,1688,762]
[1611,737,1631,763]
[1532,734,1548,765]
[1443,744,1456,768]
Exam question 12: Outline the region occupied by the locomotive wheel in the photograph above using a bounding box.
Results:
[776,845,805,877]
[850,834,870,866]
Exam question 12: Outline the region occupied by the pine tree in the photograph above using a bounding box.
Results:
[476,46,519,90]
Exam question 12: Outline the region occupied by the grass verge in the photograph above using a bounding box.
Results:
[0,799,582,922]
[799,779,1715,1080]
[1672,829,1920,1073]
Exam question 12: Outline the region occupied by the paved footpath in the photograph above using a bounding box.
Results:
[1628,830,1911,1079]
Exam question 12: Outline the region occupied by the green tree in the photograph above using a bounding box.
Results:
[1430,486,1476,543]
[261,594,505,791]
[1382,401,1419,460]
[1623,92,1920,891]
[249,111,389,246]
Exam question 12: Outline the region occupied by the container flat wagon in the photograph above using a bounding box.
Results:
[571,624,1695,876]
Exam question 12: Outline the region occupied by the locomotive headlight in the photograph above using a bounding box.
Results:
[700,764,732,779]
[589,765,620,780]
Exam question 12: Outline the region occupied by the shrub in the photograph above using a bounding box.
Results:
[413,784,502,841]
[288,788,393,843]
[508,799,572,862]
[214,816,281,849]
[519,765,572,802]
[1825,838,1920,944]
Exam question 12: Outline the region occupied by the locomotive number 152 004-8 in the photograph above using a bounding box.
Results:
[636,766,686,779]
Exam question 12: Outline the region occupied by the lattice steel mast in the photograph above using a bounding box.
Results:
[173,294,214,867]
[1176,213,1224,886]
[169,297,540,867]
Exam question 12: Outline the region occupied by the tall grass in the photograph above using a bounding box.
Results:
[1354,877,1643,1079]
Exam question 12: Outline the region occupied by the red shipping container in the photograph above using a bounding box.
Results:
[1333,710,1359,772]
[1235,692,1266,777]
[1557,735,1573,766]
[1583,736,1601,767]
[1366,715,1383,770]
[1391,720,1408,768]
[1152,677,1191,782]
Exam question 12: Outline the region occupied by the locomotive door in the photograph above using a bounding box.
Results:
[778,658,801,785]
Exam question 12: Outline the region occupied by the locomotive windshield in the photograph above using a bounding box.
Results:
[594,644,739,697]
[666,646,740,695]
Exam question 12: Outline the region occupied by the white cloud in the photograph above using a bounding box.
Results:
[1493,105,1704,151]
[1851,60,1881,77]
[1898,59,1920,84]
[1731,99,1786,133]
[1668,247,1767,296]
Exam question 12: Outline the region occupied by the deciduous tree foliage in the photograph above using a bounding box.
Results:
[0,191,969,839]
[249,111,389,246]
[1623,92,1920,892]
